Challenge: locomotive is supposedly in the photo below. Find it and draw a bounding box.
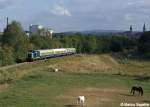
[27,48,76,61]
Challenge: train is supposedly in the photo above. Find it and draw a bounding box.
[27,48,76,61]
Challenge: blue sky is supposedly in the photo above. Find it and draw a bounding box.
[0,0,150,32]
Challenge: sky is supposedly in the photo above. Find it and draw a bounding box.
[0,0,150,32]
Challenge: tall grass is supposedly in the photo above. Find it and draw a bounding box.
[0,54,150,84]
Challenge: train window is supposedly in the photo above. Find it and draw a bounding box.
[33,52,37,58]
[37,51,40,57]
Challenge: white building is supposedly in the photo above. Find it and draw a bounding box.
[29,24,43,34]
[29,24,53,38]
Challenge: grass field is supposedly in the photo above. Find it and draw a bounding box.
[0,54,150,107]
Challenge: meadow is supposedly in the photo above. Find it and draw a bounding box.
[0,54,150,107]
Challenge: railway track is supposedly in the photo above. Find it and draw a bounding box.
[0,62,28,70]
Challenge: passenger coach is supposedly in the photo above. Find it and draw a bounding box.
[27,48,76,61]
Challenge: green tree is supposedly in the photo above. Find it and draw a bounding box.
[2,21,23,46]
[82,36,97,53]
[0,48,2,66]
[138,32,150,58]
[2,21,29,62]
[110,36,124,52]
[96,37,111,53]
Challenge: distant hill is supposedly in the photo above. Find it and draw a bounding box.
[80,29,125,36]
[57,29,124,34]
[54,29,142,37]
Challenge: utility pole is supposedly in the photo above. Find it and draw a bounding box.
[6,17,8,29]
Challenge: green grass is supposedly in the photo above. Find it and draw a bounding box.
[0,54,150,107]
[0,71,149,107]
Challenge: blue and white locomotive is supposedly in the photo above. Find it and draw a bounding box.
[27,48,76,61]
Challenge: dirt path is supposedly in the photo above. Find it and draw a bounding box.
[0,62,28,70]
[0,84,8,92]
[57,87,147,107]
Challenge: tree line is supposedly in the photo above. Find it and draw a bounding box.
[0,21,150,66]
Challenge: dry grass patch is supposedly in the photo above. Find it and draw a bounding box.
[47,54,119,74]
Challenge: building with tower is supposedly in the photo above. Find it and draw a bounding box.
[29,24,53,38]
[130,25,133,33]
[143,23,146,32]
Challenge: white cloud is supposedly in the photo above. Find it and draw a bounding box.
[125,14,132,21]
[50,4,71,16]
[0,0,13,9]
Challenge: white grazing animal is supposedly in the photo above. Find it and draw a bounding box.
[77,96,85,106]
[54,68,58,72]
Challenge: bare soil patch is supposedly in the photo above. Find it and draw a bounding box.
[56,87,129,107]
[0,84,8,92]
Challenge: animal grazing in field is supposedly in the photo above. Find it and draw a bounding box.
[48,67,59,72]
[77,96,86,106]
[54,68,58,72]
[130,86,143,96]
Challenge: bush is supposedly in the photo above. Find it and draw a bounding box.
[1,46,15,66]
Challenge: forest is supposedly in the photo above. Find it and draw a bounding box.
[0,21,150,66]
